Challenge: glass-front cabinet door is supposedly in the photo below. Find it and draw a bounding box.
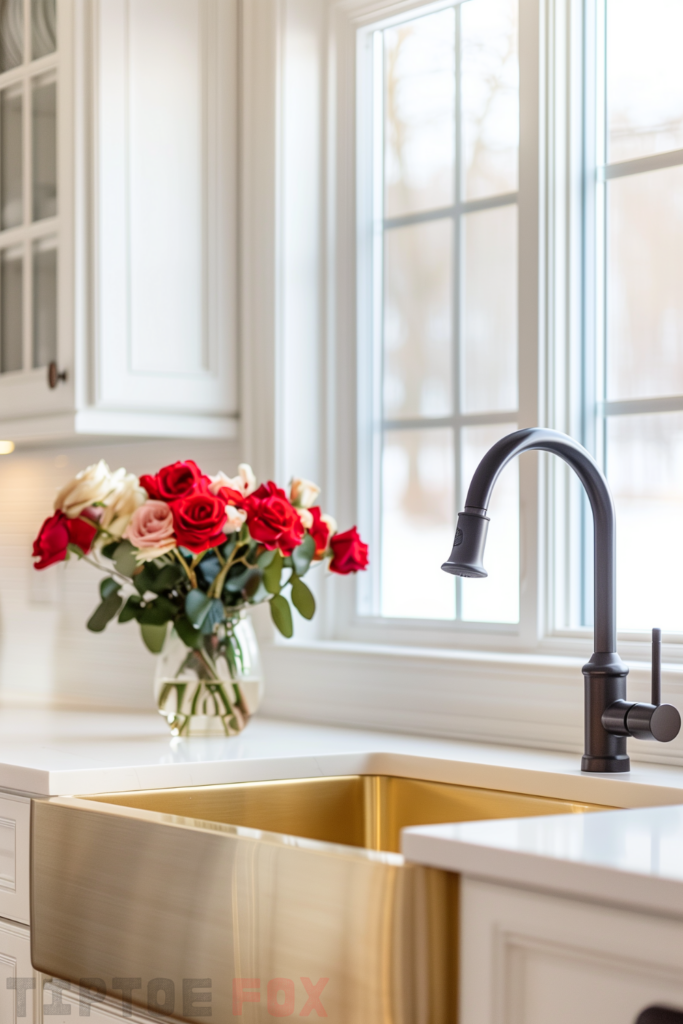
[0,0,57,384]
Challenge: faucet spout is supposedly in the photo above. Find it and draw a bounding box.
[442,427,680,773]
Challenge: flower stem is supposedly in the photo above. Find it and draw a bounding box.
[173,549,197,589]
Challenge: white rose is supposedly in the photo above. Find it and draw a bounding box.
[290,477,320,508]
[224,505,248,534]
[210,463,257,498]
[54,460,118,518]
[297,508,314,530]
[99,470,147,538]
[321,513,337,537]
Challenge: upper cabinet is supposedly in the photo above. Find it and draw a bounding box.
[0,0,238,444]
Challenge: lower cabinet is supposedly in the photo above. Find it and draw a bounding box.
[460,878,683,1024]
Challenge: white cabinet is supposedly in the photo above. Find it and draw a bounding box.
[0,919,37,1023]
[0,0,238,444]
[460,877,683,1024]
[40,980,160,1023]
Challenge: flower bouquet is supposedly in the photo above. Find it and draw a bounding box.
[32,459,369,736]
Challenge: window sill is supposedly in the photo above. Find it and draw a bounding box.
[259,639,683,768]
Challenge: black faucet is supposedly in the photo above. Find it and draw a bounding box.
[442,427,681,773]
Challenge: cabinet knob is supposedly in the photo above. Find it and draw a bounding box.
[47,361,67,389]
[637,1008,683,1024]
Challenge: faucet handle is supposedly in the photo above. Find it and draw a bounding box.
[652,627,662,706]
[627,627,680,743]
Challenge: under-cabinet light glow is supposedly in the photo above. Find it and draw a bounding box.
[0,441,15,454]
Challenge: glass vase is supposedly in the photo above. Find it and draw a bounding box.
[154,610,264,737]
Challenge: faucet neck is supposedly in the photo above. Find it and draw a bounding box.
[464,427,616,653]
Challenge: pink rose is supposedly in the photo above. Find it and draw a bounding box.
[124,500,175,561]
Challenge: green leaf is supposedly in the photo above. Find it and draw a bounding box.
[291,575,316,620]
[118,594,143,623]
[112,540,139,578]
[242,569,263,600]
[99,576,120,600]
[133,561,159,595]
[148,563,183,594]
[140,596,178,625]
[175,614,204,650]
[87,593,123,632]
[263,550,283,595]
[140,622,167,654]
[185,588,212,628]
[225,565,255,593]
[101,541,119,559]
[257,548,276,569]
[200,598,225,635]
[270,594,293,638]
[291,533,316,577]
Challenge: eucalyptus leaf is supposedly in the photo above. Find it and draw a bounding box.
[133,561,159,596]
[242,569,263,600]
[200,598,225,635]
[118,594,143,623]
[87,593,123,632]
[291,575,315,620]
[263,550,283,595]
[195,553,221,589]
[101,541,119,559]
[140,596,177,625]
[270,594,293,638]
[140,622,167,654]
[175,614,204,650]
[149,563,183,594]
[257,548,277,569]
[185,588,212,629]
[99,576,120,600]
[225,565,255,593]
[113,540,139,578]
[291,533,316,577]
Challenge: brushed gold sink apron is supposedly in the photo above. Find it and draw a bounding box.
[31,775,608,1022]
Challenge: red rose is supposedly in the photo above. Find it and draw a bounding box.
[32,511,98,569]
[242,482,304,556]
[329,526,369,575]
[309,506,331,557]
[171,492,227,553]
[140,460,210,502]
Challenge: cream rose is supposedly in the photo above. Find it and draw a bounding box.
[124,500,176,562]
[224,505,248,534]
[297,507,314,530]
[99,470,147,538]
[210,463,257,499]
[290,477,320,508]
[54,460,118,518]
[321,512,337,536]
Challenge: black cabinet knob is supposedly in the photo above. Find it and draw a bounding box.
[47,361,67,388]
[637,1007,683,1024]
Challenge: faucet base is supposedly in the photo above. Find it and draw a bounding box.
[581,753,630,773]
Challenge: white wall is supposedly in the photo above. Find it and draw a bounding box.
[0,437,243,711]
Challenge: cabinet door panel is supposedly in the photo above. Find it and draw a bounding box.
[461,878,683,1024]
[96,0,237,416]
[0,919,37,1023]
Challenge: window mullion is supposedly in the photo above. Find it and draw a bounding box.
[453,1,462,621]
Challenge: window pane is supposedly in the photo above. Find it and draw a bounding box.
[461,422,519,623]
[606,165,683,402]
[461,0,519,201]
[0,0,22,73]
[380,428,455,619]
[1,246,22,372]
[607,412,683,631]
[384,8,455,220]
[31,0,55,60]
[32,73,56,221]
[607,0,683,164]
[461,204,517,413]
[32,235,55,368]
[384,219,452,421]
[1,83,22,230]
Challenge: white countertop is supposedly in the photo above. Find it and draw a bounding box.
[402,806,683,918]
[7,707,683,915]
[3,706,683,806]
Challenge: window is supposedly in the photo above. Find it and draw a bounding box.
[357,0,521,628]
[589,0,683,635]
[0,0,57,377]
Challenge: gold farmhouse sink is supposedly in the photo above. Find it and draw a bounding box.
[31,776,610,1023]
